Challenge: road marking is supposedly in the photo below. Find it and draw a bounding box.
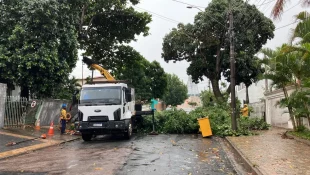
[0,131,35,140]
[0,140,61,160]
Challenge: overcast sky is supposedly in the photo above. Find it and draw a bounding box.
[71,0,305,92]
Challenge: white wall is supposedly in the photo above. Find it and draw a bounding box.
[0,83,7,128]
[265,86,310,129]
[11,86,21,97]
[236,79,272,104]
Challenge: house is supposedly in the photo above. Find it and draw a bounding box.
[177,96,203,113]
[76,76,107,86]
[236,80,310,129]
[236,79,272,104]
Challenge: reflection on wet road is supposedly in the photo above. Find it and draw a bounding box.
[0,134,237,175]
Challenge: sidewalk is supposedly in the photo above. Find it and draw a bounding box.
[0,126,80,160]
[226,127,310,175]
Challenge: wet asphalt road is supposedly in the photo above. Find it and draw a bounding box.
[0,134,238,175]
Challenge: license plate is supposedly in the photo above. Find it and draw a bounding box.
[93,123,102,127]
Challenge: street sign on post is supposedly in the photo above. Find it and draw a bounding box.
[149,98,158,135]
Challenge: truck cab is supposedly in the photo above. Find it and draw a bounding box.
[77,82,135,141]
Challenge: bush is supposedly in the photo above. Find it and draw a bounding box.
[137,105,270,136]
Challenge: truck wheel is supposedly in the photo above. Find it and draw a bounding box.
[124,120,132,140]
[82,134,92,141]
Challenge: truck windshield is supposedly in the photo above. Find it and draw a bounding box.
[80,86,122,105]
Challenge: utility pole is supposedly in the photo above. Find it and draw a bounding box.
[229,0,237,131]
[82,62,84,85]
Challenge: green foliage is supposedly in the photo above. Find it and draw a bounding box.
[0,0,152,99]
[113,49,167,101]
[288,129,310,140]
[78,1,152,70]
[0,0,79,98]
[162,74,187,106]
[238,117,270,131]
[137,109,198,134]
[161,0,275,101]
[52,76,81,100]
[188,102,197,106]
[138,104,270,136]
[200,90,215,107]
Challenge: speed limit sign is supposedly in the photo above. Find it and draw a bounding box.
[31,101,36,108]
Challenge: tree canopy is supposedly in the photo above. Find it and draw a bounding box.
[77,0,152,70]
[0,0,152,99]
[0,0,79,98]
[113,48,167,101]
[161,0,274,102]
[162,74,188,106]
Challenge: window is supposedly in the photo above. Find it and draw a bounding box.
[80,86,122,105]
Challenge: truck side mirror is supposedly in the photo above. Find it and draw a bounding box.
[125,88,132,102]
[126,93,132,102]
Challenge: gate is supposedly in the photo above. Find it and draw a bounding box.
[4,96,28,127]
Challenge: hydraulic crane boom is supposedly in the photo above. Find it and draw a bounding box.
[82,57,115,81]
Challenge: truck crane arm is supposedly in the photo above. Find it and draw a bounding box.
[82,56,115,81]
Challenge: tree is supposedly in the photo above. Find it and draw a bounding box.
[271,0,309,19]
[76,0,152,70]
[0,0,79,99]
[261,46,303,130]
[53,76,81,100]
[162,74,188,106]
[233,53,264,104]
[162,0,274,102]
[0,0,152,99]
[289,11,310,44]
[113,48,168,101]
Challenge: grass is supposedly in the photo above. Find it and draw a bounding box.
[288,130,310,140]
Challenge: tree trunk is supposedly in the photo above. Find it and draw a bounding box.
[282,86,296,130]
[245,86,249,104]
[20,86,29,100]
[265,79,268,92]
[210,78,224,102]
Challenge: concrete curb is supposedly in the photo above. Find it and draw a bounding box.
[225,137,265,175]
[0,137,80,161]
[286,132,310,146]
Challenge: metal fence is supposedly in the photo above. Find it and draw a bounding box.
[249,101,265,119]
[4,96,28,127]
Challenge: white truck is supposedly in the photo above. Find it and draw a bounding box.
[77,81,136,141]
[76,57,148,141]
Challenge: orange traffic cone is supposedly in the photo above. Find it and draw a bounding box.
[47,121,54,136]
[40,134,46,139]
[35,119,40,130]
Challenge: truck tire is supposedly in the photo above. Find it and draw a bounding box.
[82,133,92,141]
[124,120,132,140]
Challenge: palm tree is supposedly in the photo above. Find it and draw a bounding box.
[290,11,310,44]
[271,0,310,19]
[260,46,297,129]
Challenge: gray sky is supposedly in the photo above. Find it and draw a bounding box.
[71,0,305,92]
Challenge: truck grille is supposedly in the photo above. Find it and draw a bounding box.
[88,116,109,122]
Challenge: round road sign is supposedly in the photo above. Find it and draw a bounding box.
[31,101,36,108]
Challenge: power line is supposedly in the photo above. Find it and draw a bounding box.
[244,1,300,32]
[275,21,298,30]
[257,0,275,6]
[283,2,301,13]
[171,0,206,9]
[134,4,298,39]
[134,6,181,24]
